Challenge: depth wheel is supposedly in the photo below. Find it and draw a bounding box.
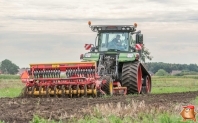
[122,61,142,94]
[101,76,113,96]
[141,75,151,94]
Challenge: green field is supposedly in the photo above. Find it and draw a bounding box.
[152,76,198,94]
[1,75,198,98]
[0,75,23,98]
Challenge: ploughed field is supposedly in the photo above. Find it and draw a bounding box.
[0,91,198,123]
[1,76,198,122]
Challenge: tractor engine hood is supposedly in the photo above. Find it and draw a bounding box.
[82,52,138,62]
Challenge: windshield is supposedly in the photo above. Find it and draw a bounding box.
[98,32,129,52]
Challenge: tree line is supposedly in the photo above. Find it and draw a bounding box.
[0,59,19,75]
[144,62,198,74]
[1,58,198,75]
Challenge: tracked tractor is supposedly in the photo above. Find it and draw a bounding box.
[20,21,151,98]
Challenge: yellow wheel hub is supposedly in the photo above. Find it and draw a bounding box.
[109,81,113,96]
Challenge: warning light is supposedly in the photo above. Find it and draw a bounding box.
[88,21,91,26]
[134,23,137,28]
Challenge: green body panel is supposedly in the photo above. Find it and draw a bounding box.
[118,53,136,62]
[83,53,100,61]
[83,52,137,62]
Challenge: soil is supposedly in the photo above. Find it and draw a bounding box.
[0,91,198,123]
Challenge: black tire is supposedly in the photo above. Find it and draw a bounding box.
[101,76,113,96]
[121,61,142,94]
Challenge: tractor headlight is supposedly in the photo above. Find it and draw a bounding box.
[126,27,130,30]
[127,54,134,58]
[84,53,91,57]
[98,27,102,31]
[122,27,126,30]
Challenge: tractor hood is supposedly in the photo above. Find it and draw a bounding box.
[82,52,138,62]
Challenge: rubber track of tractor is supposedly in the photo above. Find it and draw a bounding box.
[121,61,140,94]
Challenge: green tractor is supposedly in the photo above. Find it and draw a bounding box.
[19,21,152,98]
[81,21,151,95]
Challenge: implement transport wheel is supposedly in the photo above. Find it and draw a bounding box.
[101,76,113,96]
[141,75,151,94]
[122,61,142,94]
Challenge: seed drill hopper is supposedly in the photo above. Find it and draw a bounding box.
[20,21,152,97]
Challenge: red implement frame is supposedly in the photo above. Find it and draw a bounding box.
[20,61,126,97]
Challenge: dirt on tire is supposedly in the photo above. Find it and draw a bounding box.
[1,91,198,123]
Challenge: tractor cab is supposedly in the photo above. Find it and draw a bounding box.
[87,21,144,53]
[98,32,130,52]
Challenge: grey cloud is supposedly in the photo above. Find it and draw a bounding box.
[147,0,176,4]
[147,0,198,5]
[0,32,94,67]
[5,12,198,23]
[1,0,198,67]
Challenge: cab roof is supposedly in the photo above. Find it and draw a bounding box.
[90,25,137,32]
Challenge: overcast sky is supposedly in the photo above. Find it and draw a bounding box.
[0,0,198,68]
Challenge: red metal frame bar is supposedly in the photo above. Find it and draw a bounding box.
[21,62,127,96]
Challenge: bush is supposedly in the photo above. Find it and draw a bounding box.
[174,71,198,76]
[155,69,169,76]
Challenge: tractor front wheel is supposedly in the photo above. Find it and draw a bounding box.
[121,61,142,94]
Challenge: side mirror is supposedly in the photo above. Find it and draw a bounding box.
[136,34,143,44]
